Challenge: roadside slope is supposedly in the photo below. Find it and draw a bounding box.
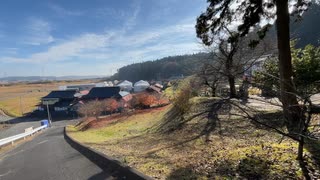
[67,99,319,179]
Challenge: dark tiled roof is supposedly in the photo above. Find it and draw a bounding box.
[83,87,121,99]
[42,90,77,99]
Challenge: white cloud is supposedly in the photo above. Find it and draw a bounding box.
[1,10,201,76]
[48,3,84,16]
[94,8,127,20]
[0,48,18,55]
[1,20,199,64]
[112,23,195,48]
[123,2,141,31]
[24,18,54,45]
[4,33,110,63]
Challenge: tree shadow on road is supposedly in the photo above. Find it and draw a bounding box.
[88,171,113,180]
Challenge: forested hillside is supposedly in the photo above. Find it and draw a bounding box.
[111,3,319,82]
[291,3,320,47]
[111,53,210,81]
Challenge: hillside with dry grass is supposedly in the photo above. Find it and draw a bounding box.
[67,96,320,179]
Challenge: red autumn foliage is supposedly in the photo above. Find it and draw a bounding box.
[131,93,157,108]
[141,94,157,106]
[103,98,119,112]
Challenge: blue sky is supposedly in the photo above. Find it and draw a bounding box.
[0,0,207,77]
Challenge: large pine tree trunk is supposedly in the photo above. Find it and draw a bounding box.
[228,76,237,98]
[276,0,303,135]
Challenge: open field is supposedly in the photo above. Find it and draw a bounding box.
[67,98,320,179]
[0,80,96,117]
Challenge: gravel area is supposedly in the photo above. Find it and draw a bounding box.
[246,95,282,111]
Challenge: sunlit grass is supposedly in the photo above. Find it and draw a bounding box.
[66,97,312,179]
[67,106,171,143]
[0,92,47,116]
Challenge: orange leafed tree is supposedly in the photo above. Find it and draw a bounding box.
[141,94,157,107]
[131,93,157,108]
[103,98,119,112]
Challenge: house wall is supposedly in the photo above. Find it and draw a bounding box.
[134,86,149,92]
[54,107,68,111]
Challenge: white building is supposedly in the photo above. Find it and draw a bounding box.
[117,80,133,92]
[134,80,150,92]
[58,84,96,91]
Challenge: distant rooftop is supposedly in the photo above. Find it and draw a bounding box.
[42,90,77,99]
[119,91,130,97]
[83,87,121,99]
[117,80,133,86]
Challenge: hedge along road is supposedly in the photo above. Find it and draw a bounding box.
[0,120,113,180]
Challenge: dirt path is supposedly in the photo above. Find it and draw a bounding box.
[245,95,282,111]
[246,94,320,112]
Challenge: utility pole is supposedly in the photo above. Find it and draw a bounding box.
[46,101,52,127]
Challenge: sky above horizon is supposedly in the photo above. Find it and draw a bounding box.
[0,0,207,77]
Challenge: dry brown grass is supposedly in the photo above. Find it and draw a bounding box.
[67,98,320,179]
[0,80,95,117]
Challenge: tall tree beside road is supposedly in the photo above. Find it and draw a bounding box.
[195,0,311,137]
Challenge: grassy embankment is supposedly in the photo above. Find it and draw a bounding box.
[67,93,319,179]
[0,80,94,117]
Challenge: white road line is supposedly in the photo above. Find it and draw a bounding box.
[0,170,12,177]
[0,149,24,161]
[37,140,48,145]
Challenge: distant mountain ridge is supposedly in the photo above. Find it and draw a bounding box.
[0,75,104,82]
[110,53,210,81]
[111,4,320,81]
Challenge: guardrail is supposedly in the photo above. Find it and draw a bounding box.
[0,125,47,147]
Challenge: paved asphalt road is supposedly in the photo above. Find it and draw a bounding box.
[0,119,41,139]
[0,120,113,180]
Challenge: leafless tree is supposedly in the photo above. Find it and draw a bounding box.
[198,59,222,97]
[77,100,104,120]
[200,28,275,98]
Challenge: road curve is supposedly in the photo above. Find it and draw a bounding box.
[0,120,113,180]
